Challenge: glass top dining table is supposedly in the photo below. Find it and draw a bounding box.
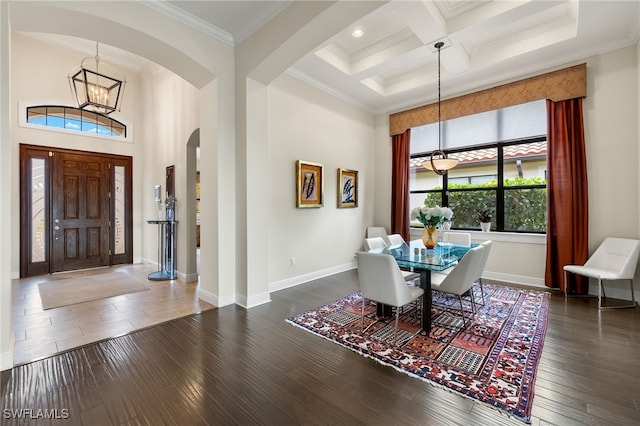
[375,240,477,334]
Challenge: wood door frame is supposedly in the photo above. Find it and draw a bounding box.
[19,144,133,277]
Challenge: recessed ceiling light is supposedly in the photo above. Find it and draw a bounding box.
[352,28,364,38]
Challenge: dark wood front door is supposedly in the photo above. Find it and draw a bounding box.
[50,152,111,272]
[20,145,133,277]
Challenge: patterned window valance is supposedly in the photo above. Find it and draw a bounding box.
[389,63,586,136]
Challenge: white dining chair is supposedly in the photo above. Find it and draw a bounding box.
[563,237,640,309]
[356,251,424,345]
[430,245,485,326]
[364,236,386,252]
[382,233,405,248]
[364,236,418,282]
[366,226,387,238]
[442,232,471,247]
[434,240,491,304]
[474,240,492,305]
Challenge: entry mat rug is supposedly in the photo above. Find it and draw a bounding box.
[286,283,550,423]
[38,269,149,310]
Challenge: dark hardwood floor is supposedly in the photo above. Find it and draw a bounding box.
[2,269,639,425]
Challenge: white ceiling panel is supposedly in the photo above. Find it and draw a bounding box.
[25,0,640,115]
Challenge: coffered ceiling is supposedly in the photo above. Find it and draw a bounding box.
[159,0,640,114]
[27,1,640,115]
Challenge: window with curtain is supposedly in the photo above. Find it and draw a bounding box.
[409,100,547,233]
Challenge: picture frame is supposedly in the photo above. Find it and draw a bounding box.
[337,168,358,208]
[296,160,324,208]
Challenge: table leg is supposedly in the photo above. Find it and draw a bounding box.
[420,269,432,334]
[157,223,162,273]
[376,303,393,317]
[148,223,169,281]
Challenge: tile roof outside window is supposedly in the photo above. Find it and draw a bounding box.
[410,141,547,169]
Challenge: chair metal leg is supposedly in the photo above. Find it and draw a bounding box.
[564,270,569,298]
[457,295,467,327]
[477,278,486,306]
[468,289,476,313]
[599,278,638,309]
[393,310,400,346]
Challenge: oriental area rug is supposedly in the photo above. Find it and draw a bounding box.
[286,283,550,423]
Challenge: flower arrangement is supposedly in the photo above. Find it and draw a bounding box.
[165,195,177,220]
[411,204,453,228]
[165,195,176,208]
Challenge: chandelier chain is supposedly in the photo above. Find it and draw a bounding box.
[437,42,441,150]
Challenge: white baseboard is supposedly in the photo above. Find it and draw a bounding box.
[141,257,159,269]
[588,281,638,302]
[141,257,199,283]
[180,271,198,283]
[236,292,272,309]
[486,272,639,301]
[198,288,236,308]
[269,261,357,293]
[198,288,218,306]
[481,271,546,288]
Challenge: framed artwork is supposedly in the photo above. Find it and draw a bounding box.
[337,168,358,208]
[296,160,324,208]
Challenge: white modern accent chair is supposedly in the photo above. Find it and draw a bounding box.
[563,237,640,309]
[366,226,387,238]
[356,251,425,345]
[430,244,486,326]
[363,236,419,282]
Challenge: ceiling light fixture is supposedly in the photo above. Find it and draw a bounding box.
[68,42,126,115]
[423,41,458,175]
[352,28,364,38]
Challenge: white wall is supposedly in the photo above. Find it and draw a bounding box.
[373,114,393,231]
[583,45,640,298]
[267,74,375,290]
[584,46,639,244]
[138,62,199,276]
[10,33,142,276]
[0,0,13,370]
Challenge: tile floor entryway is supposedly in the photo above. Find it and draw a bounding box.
[11,263,214,366]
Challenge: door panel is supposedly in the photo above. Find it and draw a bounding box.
[111,159,133,265]
[51,152,110,273]
[20,147,51,277]
[20,144,133,277]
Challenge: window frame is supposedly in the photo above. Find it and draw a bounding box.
[19,101,132,143]
[410,135,547,234]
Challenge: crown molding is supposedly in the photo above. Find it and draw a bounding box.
[138,0,234,47]
[286,68,377,115]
